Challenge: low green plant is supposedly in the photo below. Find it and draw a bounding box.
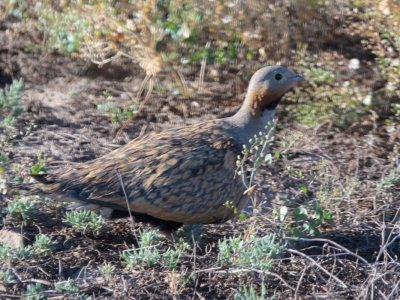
[121,246,160,268]
[218,233,280,271]
[0,78,25,126]
[0,269,15,285]
[385,104,400,134]
[7,197,35,222]
[62,210,108,236]
[138,229,161,248]
[121,229,162,268]
[0,236,53,262]
[4,0,29,19]
[15,245,34,260]
[30,153,46,175]
[23,283,47,300]
[234,283,270,300]
[375,151,400,220]
[237,123,276,219]
[0,244,36,263]
[122,229,191,269]
[96,91,139,123]
[355,4,400,102]
[0,153,9,164]
[176,224,203,246]
[277,159,338,237]
[278,199,333,237]
[0,245,14,263]
[32,234,55,256]
[99,262,116,279]
[34,3,94,56]
[162,242,190,270]
[377,166,400,196]
[55,279,79,295]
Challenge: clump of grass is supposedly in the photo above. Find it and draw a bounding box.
[3,0,29,19]
[121,245,161,268]
[62,210,108,236]
[34,3,94,56]
[0,244,34,264]
[138,228,161,247]
[0,78,25,126]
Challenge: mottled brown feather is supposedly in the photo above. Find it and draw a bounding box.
[38,120,245,223]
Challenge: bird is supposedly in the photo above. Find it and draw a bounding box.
[32,66,304,226]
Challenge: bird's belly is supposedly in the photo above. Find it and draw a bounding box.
[127,176,246,224]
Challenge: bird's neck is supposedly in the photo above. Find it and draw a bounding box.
[224,104,276,148]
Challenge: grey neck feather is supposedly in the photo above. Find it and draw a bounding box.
[223,104,276,147]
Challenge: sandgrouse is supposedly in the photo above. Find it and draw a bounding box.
[33,66,304,224]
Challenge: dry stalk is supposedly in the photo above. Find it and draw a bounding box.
[287,248,348,289]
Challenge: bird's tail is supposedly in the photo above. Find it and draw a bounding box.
[29,173,56,185]
[28,165,128,217]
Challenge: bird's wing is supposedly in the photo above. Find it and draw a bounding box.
[36,120,246,223]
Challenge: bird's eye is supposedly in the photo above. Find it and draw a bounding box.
[275,73,282,80]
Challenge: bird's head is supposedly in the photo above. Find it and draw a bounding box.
[245,66,305,116]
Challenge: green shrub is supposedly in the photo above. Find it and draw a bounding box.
[121,229,162,268]
[218,233,280,271]
[162,242,190,270]
[121,246,160,268]
[22,283,46,300]
[32,234,55,256]
[0,245,14,263]
[0,269,15,285]
[7,197,35,222]
[121,229,190,269]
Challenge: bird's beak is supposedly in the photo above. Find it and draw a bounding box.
[294,74,306,82]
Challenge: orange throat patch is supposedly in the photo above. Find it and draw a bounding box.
[248,88,282,117]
